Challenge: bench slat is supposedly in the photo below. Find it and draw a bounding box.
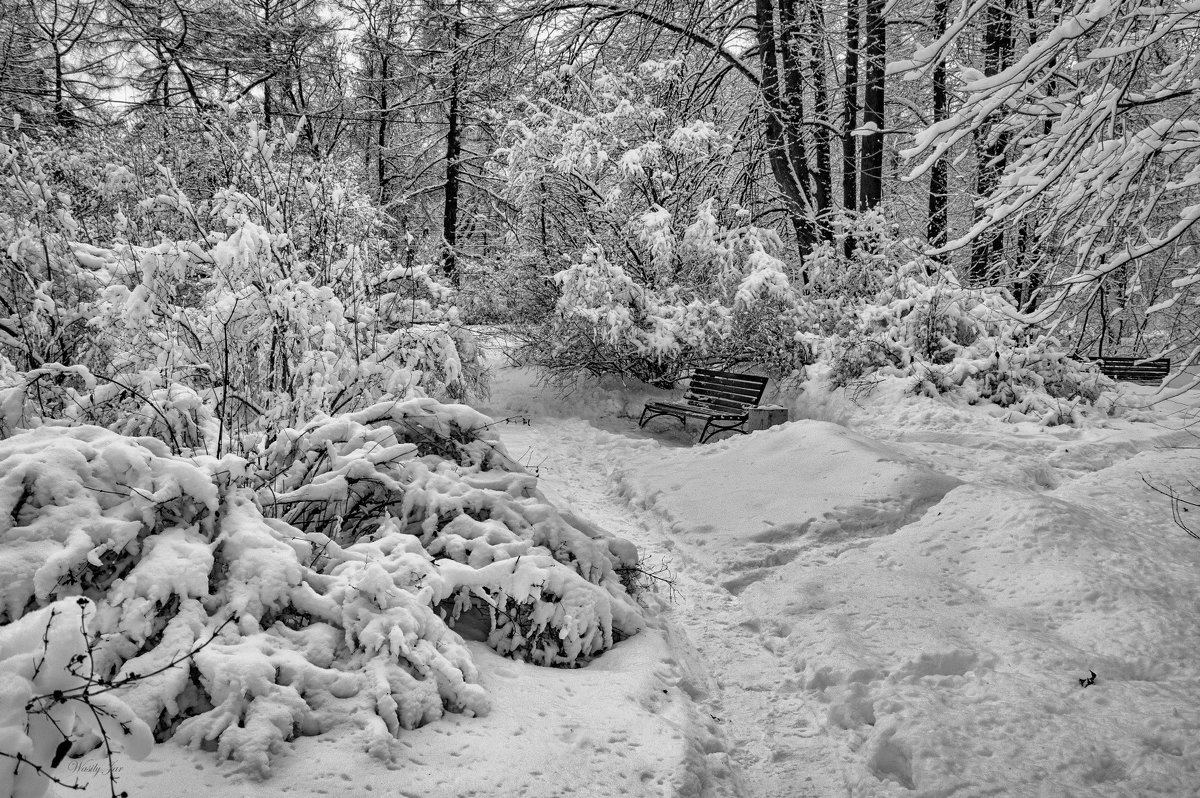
[692,371,769,391]
[694,367,768,378]
[684,398,752,415]
[690,372,768,400]
[645,400,744,419]
[1088,357,1165,365]
[1084,356,1170,383]
[688,383,763,401]
[640,368,770,443]
[684,387,760,405]
[693,368,768,385]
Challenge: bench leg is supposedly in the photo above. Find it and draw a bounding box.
[698,419,749,444]
[640,407,688,432]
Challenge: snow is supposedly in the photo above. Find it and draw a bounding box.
[22,348,1200,796]
[613,421,962,559]
[1,600,153,798]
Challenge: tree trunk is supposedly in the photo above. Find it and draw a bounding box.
[53,48,70,125]
[755,0,816,257]
[778,0,813,221]
[1013,221,1042,311]
[377,55,390,208]
[969,0,1015,283]
[1014,0,1058,309]
[808,0,833,240]
[926,0,949,257]
[262,9,273,128]
[842,0,860,254]
[363,58,374,173]
[442,5,463,287]
[859,0,885,211]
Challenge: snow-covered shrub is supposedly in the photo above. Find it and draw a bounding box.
[499,65,813,386]
[0,137,105,377]
[253,399,641,663]
[375,261,486,402]
[804,210,913,303]
[0,120,485,453]
[0,406,643,781]
[514,206,815,386]
[821,257,1113,424]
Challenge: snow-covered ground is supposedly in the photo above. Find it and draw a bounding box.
[72,354,1200,797]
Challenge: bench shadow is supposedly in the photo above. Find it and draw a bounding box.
[585,415,696,448]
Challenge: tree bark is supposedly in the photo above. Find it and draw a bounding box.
[262,2,273,128]
[969,0,1015,283]
[377,55,390,207]
[778,0,811,215]
[858,0,885,211]
[756,0,816,256]
[926,0,949,257]
[808,0,833,240]
[442,2,463,287]
[842,0,860,254]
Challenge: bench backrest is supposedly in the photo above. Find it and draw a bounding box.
[1090,356,1170,383]
[684,368,769,412]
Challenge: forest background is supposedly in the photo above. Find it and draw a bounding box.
[5,0,1200,402]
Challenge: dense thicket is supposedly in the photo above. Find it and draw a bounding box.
[4,0,1199,370]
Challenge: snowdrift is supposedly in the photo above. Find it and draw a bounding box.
[615,419,961,552]
[616,406,1200,795]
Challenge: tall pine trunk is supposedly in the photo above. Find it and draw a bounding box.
[377,56,390,208]
[442,64,461,287]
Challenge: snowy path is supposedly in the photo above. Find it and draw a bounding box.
[494,416,855,797]
[489,417,749,795]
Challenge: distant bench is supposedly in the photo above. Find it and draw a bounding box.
[1085,356,1170,384]
[638,368,769,444]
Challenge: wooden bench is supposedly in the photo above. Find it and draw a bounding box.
[638,368,769,444]
[1086,356,1170,384]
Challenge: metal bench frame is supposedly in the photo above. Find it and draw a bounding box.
[638,368,769,444]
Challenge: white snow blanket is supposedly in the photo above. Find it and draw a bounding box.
[48,367,1200,797]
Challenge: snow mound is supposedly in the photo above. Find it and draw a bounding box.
[652,424,1200,794]
[609,385,1200,794]
[614,419,961,551]
[776,451,1200,795]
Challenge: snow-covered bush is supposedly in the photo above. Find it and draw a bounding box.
[821,259,1112,425]
[0,120,485,454]
[0,405,643,783]
[537,216,815,385]
[2,120,634,787]
[499,65,813,386]
[803,210,912,303]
